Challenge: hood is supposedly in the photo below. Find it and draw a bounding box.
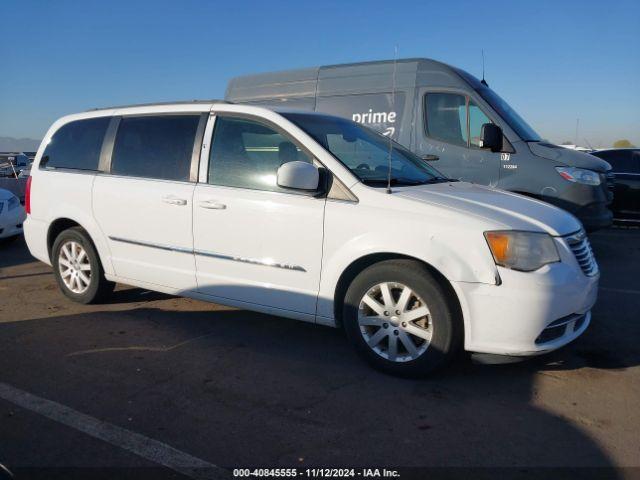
[394,182,582,236]
[528,142,611,172]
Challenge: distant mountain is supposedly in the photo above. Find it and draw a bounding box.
[0,136,41,152]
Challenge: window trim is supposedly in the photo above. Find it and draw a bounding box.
[103,113,206,183]
[203,112,330,198]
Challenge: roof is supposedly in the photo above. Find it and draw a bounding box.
[86,99,231,112]
[226,57,475,102]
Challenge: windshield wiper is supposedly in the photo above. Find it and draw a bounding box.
[423,177,456,184]
[362,178,426,186]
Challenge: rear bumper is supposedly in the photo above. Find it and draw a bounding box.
[23,216,51,265]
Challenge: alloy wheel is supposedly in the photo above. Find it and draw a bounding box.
[58,240,92,294]
[358,282,432,362]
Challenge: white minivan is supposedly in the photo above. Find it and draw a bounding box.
[24,101,599,376]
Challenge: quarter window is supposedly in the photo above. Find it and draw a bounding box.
[111,115,200,181]
[208,116,312,192]
[42,117,110,170]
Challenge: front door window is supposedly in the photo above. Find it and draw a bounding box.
[424,93,493,149]
[424,93,467,147]
[208,116,312,192]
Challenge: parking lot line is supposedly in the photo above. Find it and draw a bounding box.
[0,382,229,480]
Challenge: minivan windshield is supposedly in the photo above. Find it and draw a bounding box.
[476,87,541,142]
[282,112,448,187]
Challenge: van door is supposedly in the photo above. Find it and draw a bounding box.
[416,91,500,186]
[93,114,205,291]
[192,114,325,317]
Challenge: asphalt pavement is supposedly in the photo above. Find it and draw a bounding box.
[0,229,638,479]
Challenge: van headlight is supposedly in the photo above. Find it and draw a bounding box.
[484,231,560,272]
[556,167,601,185]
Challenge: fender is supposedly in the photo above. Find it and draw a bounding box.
[39,178,115,276]
[316,227,499,321]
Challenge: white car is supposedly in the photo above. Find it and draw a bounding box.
[0,188,26,243]
[24,102,599,376]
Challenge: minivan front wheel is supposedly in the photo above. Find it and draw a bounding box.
[343,260,461,377]
[52,227,114,304]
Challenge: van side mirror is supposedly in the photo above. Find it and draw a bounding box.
[480,123,503,152]
[277,161,320,191]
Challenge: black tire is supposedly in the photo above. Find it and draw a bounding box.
[342,259,462,377]
[51,226,115,304]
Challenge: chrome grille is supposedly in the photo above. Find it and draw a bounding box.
[566,231,598,276]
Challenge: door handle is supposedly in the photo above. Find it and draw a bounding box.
[423,154,439,161]
[162,195,187,206]
[199,200,227,210]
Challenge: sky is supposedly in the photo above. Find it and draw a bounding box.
[1,0,639,148]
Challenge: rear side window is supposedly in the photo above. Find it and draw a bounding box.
[208,116,312,192]
[424,93,467,147]
[42,117,110,170]
[111,115,200,181]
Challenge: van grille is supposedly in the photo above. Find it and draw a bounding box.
[566,231,598,276]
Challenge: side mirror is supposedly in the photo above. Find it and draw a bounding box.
[480,123,503,152]
[277,161,320,191]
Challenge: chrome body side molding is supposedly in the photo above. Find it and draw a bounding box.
[108,236,306,272]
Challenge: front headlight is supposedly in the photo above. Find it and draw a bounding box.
[7,195,20,211]
[484,231,560,272]
[556,167,601,186]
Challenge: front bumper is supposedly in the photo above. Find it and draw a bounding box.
[451,236,599,356]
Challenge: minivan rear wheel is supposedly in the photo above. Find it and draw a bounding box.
[52,227,114,304]
[342,259,461,377]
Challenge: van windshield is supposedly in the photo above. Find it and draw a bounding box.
[453,67,542,142]
[476,87,541,142]
[282,112,449,187]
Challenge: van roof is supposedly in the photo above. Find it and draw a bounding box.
[226,58,478,102]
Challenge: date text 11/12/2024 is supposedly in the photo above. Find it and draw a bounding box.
[233,468,401,478]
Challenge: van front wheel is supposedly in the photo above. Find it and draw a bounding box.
[52,227,115,304]
[342,260,461,377]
